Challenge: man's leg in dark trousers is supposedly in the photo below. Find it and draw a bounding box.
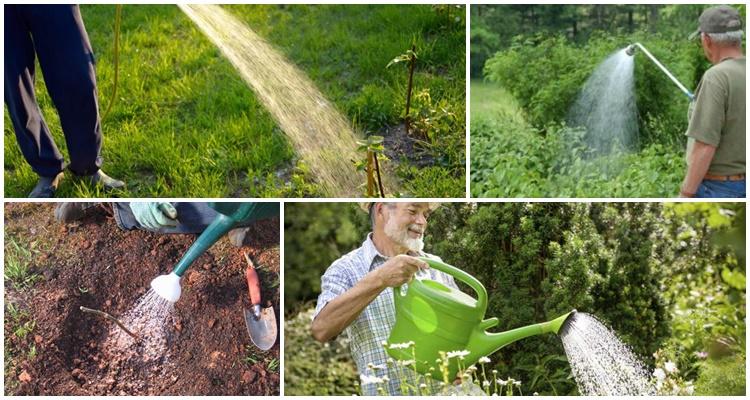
[4,4,66,177]
[5,5,103,176]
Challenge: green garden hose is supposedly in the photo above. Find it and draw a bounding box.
[101,4,122,122]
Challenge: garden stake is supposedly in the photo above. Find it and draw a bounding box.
[366,150,375,197]
[80,306,139,341]
[373,151,385,197]
[405,44,416,136]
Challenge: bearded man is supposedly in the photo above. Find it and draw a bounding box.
[311,202,457,395]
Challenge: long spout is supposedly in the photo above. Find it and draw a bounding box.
[627,42,694,100]
[470,310,576,361]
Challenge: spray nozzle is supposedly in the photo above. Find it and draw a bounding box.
[625,44,637,56]
[151,272,182,303]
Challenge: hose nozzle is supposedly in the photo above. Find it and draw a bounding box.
[625,44,637,56]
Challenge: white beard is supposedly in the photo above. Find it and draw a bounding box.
[384,216,424,252]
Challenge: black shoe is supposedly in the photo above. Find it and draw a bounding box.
[28,172,64,198]
[228,227,250,247]
[86,170,125,190]
[54,202,99,223]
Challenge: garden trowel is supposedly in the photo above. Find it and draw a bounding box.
[243,253,277,351]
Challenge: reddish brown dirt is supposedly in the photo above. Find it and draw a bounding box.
[4,203,280,395]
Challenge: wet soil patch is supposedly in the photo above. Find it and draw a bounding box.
[4,203,280,395]
[380,123,435,168]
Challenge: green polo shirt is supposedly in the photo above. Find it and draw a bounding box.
[685,57,746,175]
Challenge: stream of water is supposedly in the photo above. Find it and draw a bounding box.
[560,312,656,395]
[567,48,638,156]
[179,4,372,196]
[105,289,175,367]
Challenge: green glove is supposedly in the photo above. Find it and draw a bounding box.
[129,202,178,230]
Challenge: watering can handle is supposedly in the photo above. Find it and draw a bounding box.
[417,257,488,314]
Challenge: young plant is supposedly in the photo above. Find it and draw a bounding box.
[387,45,418,136]
[354,136,388,197]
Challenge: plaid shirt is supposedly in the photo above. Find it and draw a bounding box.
[314,234,458,395]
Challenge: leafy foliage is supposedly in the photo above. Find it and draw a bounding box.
[284,308,360,395]
[470,110,684,197]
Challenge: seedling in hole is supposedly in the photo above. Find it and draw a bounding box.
[387,45,418,136]
[354,136,388,197]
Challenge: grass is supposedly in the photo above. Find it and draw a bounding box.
[470,79,524,122]
[243,344,278,373]
[4,238,41,291]
[4,4,465,197]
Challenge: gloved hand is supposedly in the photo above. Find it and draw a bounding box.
[129,202,178,230]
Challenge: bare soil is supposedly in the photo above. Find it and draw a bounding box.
[4,203,280,395]
[381,123,436,168]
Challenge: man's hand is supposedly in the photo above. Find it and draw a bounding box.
[375,255,429,288]
[130,202,178,230]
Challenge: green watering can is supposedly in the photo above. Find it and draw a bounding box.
[387,257,575,378]
[151,202,279,303]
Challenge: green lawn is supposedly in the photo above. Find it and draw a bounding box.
[470,79,524,123]
[4,4,465,197]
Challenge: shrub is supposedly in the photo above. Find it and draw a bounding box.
[695,355,746,395]
[284,307,360,395]
[470,112,685,197]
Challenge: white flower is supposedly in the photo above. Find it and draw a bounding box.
[533,392,539,396]
[496,378,507,385]
[491,369,498,374]
[482,380,490,388]
[371,363,386,370]
[653,368,666,381]
[478,356,491,364]
[514,380,522,387]
[466,365,477,373]
[664,361,678,374]
[686,385,695,395]
[419,383,427,389]
[446,350,471,359]
[401,360,415,367]
[388,341,415,349]
[360,374,384,385]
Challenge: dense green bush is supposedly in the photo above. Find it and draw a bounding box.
[694,355,746,395]
[483,34,702,148]
[470,112,684,197]
[284,307,360,395]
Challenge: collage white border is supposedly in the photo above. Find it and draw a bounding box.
[0,0,747,398]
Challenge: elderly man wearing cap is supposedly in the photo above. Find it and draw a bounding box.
[311,202,458,395]
[680,5,746,198]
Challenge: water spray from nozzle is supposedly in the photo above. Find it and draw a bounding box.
[625,42,694,100]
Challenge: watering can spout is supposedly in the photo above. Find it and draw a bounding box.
[469,310,577,361]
